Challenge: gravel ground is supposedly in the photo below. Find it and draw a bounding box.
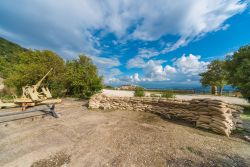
[102,89,249,105]
[0,99,249,167]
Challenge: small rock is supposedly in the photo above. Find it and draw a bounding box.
[244,135,250,142]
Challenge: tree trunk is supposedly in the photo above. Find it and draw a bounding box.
[211,85,218,95]
[219,85,224,96]
[214,86,218,95]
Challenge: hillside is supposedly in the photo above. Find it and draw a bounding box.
[0,37,27,78]
[0,37,26,58]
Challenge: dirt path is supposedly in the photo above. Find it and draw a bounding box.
[102,89,249,105]
[0,99,250,167]
[175,94,249,105]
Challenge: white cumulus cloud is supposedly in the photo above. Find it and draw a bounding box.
[0,0,247,56]
[0,0,247,86]
[122,54,209,84]
[174,54,209,75]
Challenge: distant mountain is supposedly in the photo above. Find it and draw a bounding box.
[0,37,27,78]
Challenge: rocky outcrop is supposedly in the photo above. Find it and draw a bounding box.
[89,94,243,136]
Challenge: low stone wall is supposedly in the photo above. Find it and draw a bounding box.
[89,94,243,136]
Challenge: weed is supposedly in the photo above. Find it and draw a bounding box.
[241,105,250,121]
[162,90,175,98]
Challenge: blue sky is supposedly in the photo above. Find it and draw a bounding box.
[0,0,250,88]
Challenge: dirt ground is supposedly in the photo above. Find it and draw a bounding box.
[0,99,250,167]
[102,89,249,105]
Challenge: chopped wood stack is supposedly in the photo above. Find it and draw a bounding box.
[89,94,243,136]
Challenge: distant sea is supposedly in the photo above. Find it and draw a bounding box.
[144,85,236,93]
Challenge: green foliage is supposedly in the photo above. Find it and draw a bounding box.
[134,87,145,97]
[0,37,103,99]
[199,60,228,95]
[4,50,66,96]
[241,105,250,121]
[162,90,175,98]
[0,37,27,78]
[65,55,103,99]
[0,37,26,57]
[104,85,114,89]
[225,45,250,102]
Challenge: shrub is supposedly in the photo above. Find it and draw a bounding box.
[65,55,103,99]
[4,50,66,96]
[2,50,103,99]
[104,85,114,89]
[162,90,175,98]
[134,87,145,97]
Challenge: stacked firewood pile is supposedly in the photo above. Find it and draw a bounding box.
[89,94,243,136]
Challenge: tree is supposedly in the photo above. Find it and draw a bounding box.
[0,37,103,99]
[225,45,250,102]
[199,60,228,95]
[4,50,66,96]
[65,55,103,99]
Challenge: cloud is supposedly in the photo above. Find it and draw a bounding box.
[118,73,141,83]
[165,65,177,74]
[137,48,160,59]
[0,0,246,57]
[131,0,246,51]
[225,51,234,57]
[174,54,209,75]
[121,54,209,84]
[142,60,170,81]
[126,53,208,83]
[0,0,247,87]
[99,68,122,84]
[90,56,121,69]
[127,57,146,69]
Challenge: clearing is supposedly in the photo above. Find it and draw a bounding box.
[0,99,250,167]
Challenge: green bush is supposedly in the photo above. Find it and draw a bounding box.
[4,50,66,96]
[0,38,103,99]
[1,50,103,99]
[134,87,145,97]
[49,82,66,98]
[65,55,103,99]
[162,90,175,98]
[104,85,115,89]
[241,105,250,121]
